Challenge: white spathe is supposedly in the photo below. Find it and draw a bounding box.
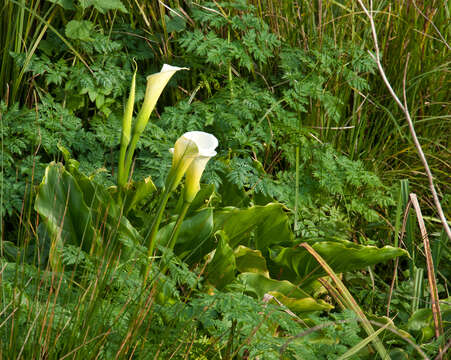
[182,131,218,157]
[168,131,218,197]
[184,156,211,203]
[134,64,188,134]
[158,64,188,73]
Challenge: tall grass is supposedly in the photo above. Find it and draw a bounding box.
[249,0,450,202]
[0,0,54,103]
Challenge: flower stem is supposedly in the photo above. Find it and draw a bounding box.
[146,187,171,259]
[294,145,299,233]
[122,134,140,185]
[142,187,171,282]
[167,201,190,251]
[157,201,191,278]
[118,68,136,187]
[143,158,187,273]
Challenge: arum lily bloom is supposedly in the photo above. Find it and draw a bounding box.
[167,131,218,194]
[165,132,217,252]
[145,131,217,268]
[134,65,188,135]
[183,133,218,203]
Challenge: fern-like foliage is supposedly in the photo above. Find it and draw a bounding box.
[179,0,280,73]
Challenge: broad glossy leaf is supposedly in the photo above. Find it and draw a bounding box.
[1,224,51,267]
[206,231,236,289]
[267,291,332,313]
[234,246,269,277]
[36,161,141,267]
[236,273,332,313]
[388,348,409,360]
[407,308,436,341]
[68,164,142,250]
[35,162,98,253]
[2,241,19,262]
[213,203,293,250]
[269,241,408,284]
[156,208,214,263]
[366,314,413,342]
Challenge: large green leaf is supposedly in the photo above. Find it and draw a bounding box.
[269,241,408,284]
[187,184,217,214]
[35,161,142,268]
[1,224,51,266]
[65,161,142,251]
[35,162,98,251]
[156,208,214,263]
[235,273,333,313]
[234,246,269,277]
[217,178,250,207]
[205,231,236,289]
[35,163,98,269]
[213,203,293,250]
[407,298,451,342]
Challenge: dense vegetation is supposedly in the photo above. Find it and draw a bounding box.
[0,0,449,358]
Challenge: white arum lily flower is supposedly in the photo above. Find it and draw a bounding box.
[184,132,218,202]
[162,131,217,254]
[184,156,212,203]
[134,64,188,134]
[168,131,218,196]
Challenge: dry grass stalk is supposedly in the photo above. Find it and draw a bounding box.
[409,193,443,340]
[299,242,390,359]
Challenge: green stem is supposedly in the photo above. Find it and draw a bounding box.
[142,187,171,282]
[294,146,299,232]
[158,201,191,278]
[117,144,127,187]
[142,155,193,282]
[144,157,190,266]
[167,201,190,251]
[122,133,140,185]
[146,187,171,259]
[118,67,136,187]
